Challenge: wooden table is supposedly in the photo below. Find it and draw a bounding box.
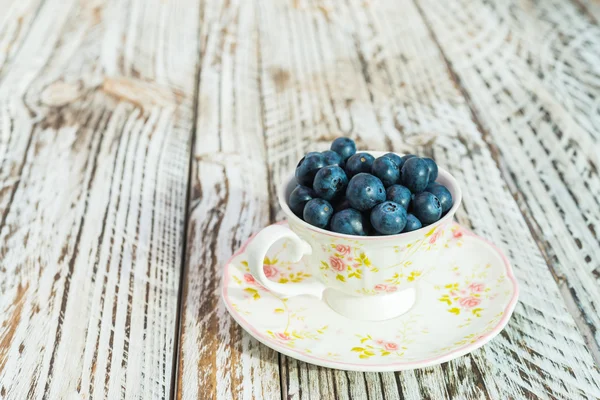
[1,0,599,398]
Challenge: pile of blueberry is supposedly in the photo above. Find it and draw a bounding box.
[288,137,453,236]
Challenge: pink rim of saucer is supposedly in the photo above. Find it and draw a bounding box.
[221,221,520,371]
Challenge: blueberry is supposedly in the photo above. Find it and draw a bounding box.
[331,137,356,161]
[386,184,412,209]
[296,152,326,187]
[382,152,404,169]
[370,201,407,235]
[313,165,348,201]
[346,173,386,211]
[333,197,351,212]
[401,157,430,193]
[303,198,334,228]
[411,192,442,225]
[288,185,316,217]
[322,150,344,167]
[371,156,400,187]
[426,183,453,213]
[345,153,375,178]
[422,158,438,183]
[330,208,368,236]
[401,154,417,164]
[403,213,422,232]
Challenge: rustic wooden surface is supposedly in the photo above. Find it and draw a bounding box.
[1,0,599,399]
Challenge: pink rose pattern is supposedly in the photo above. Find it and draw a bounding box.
[329,256,346,272]
[373,339,400,352]
[443,281,487,315]
[374,284,387,292]
[263,265,278,278]
[429,229,442,244]
[274,332,291,341]
[335,244,351,255]
[468,282,485,293]
[384,342,399,351]
[243,273,256,284]
[459,296,481,309]
[374,284,398,293]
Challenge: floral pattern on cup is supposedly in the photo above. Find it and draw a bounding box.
[223,221,518,367]
[319,245,379,282]
[314,224,461,293]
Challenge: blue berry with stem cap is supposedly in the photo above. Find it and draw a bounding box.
[345,152,375,178]
[330,208,368,236]
[401,157,430,193]
[426,183,453,213]
[411,192,442,225]
[313,165,348,201]
[288,185,315,217]
[386,184,412,209]
[346,173,386,211]
[330,137,356,162]
[296,152,326,187]
[370,201,407,235]
[371,156,400,187]
[303,198,334,229]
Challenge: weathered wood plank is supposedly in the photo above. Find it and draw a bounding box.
[415,0,600,361]
[0,0,198,398]
[176,0,282,399]
[250,0,600,398]
[576,0,600,23]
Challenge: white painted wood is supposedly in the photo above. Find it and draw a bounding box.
[176,0,282,399]
[577,1,600,27]
[416,0,600,360]
[0,0,198,399]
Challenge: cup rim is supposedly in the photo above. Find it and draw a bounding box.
[277,151,463,241]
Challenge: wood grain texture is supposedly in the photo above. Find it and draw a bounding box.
[176,0,282,399]
[180,0,600,398]
[0,0,198,398]
[576,0,600,22]
[415,0,600,361]
[2,0,599,398]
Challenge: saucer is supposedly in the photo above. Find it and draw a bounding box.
[221,222,519,372]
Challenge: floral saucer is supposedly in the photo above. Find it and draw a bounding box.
[221,222,519,371]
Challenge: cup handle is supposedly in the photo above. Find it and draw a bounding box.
[245,224,326,299]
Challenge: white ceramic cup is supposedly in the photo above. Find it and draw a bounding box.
[245,151,462,321]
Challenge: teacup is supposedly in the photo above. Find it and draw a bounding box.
[244,151,462,321]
